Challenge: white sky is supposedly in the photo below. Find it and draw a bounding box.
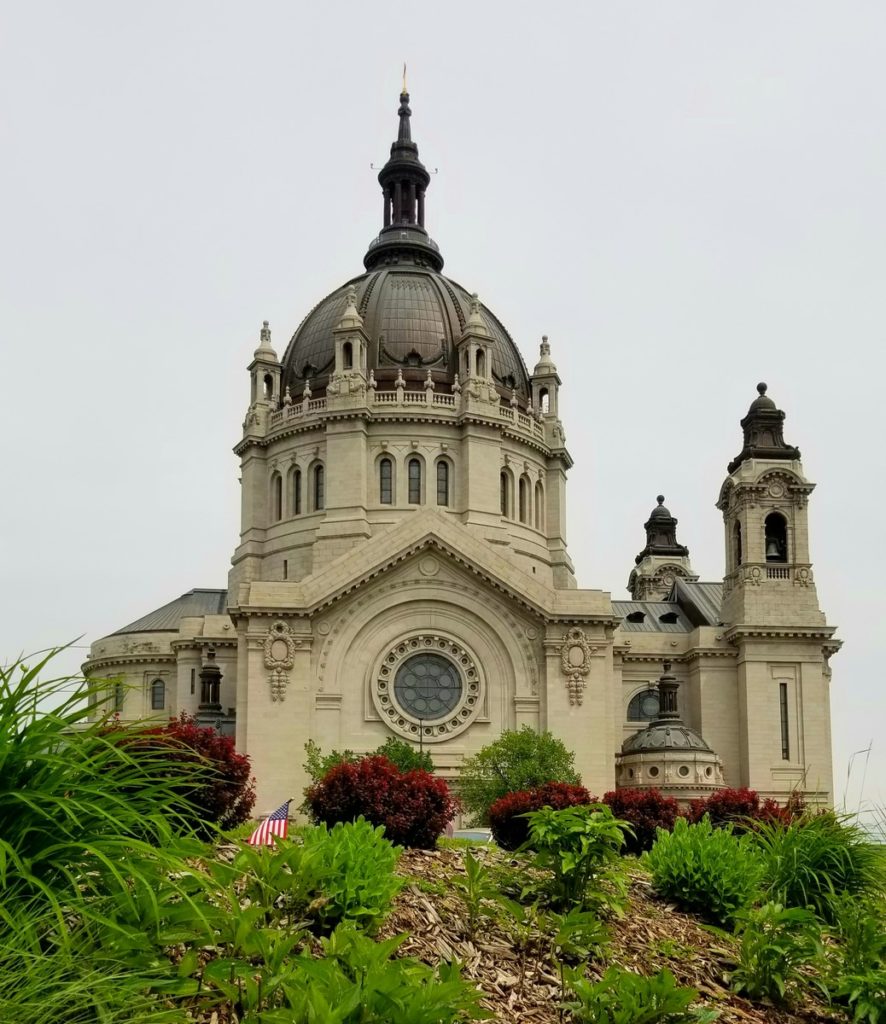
[2,2,884,812]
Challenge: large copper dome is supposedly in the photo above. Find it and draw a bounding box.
[280,89,531,401]
[281,267,530,398]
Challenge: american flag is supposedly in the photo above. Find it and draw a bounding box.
[247,799,291,846]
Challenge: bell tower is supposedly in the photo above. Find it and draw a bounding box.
[717,383,839,804]
[628,495,697,600]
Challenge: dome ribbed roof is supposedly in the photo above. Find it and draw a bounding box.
[621,723,713,754]
[281,268,531,398]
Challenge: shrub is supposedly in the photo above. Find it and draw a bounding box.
[688,787,805,831]
[753,812,886,923]
[646,816,763,927]
[564,965,701,1024]
[829,969,886,1024]
[303,738,358,783]
[304,755,457,848]
[730,902,822,1005]
[372,736,434,774]
[488,782,593,851]
[602,789,680,854]
[524,804,630,909]
[457,726,581,825]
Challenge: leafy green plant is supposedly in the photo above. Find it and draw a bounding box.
[827,893,886,975]
[373,736,434,774]
[452,850,500,938]
[523,804,630,909]
[564,966,702,1024]
[303,738,359,783]
[753,813,886,922]
[457,726,580,825]
[646,816,762,927]
[829,969,886,1024]
[729,902,822,1005]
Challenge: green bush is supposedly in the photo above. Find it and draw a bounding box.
[730,902,822,1006]
[646,816,762,927]
[753,813,886,922]
[524,804,630,909]
[827,893,886,975]
[373,736,434,774]
[303,737,433,785]
[456,726,580,825]
[564,965,702,1024]
[230,817,403,934]
[829,969,886,1024]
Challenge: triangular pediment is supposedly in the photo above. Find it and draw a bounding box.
[235,509,614,623]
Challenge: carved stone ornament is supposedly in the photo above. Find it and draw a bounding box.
[264,620,298,702]
[559,628,596,707]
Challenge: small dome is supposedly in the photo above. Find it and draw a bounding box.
[649,495,671,519]
[748,381,777,412]
[280,268,531,398]
[621,722,712,754]
[532,335,557,375]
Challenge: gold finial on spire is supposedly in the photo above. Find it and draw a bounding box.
[402,62,407,94]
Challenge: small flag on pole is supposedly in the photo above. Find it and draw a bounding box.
[247,799,291,846]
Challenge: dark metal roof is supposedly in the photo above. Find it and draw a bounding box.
[612,601,694,633]
[670,580,724,627]
[280,268,531,399]
[110,589,228,635]
[621,722,713,754]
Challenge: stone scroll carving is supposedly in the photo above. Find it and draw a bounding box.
[263,620,298,702]
[559,628,596,707]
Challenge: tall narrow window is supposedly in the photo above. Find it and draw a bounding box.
[151,678,165,711]
[293,468,302,515]
[733,521,743,568]
[476,349,485,377]
[342,341,353,369]
[779,682,790,760]
[534,481,544,530]
[190,668,196,695]
[518,476,529,524]
[765,512,788,562]
[407,458,422,504]
[379,457,393,504]
[113,682,123,713]
[500,471,510,518]
[314,464,325,510]
[272,473,283,522]
[436,460,449,506]
[539,387,550,414]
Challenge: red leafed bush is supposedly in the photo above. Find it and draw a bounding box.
[115,713,255,833]
[488,782,594,851]
[601,788,681,853]
[688,787,805,830]
[304,755,458,849]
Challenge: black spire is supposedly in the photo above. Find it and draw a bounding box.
[634,495,690,565]
[654,661,681,723]
[728,383,801,473]
[364,87,443,272]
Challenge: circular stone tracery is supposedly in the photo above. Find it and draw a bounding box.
[373,635,482,742]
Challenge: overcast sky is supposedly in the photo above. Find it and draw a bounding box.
[2,2,884,812]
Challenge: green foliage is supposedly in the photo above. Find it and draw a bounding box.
[452,850,500,938]
[303,738,358,783]
[646,817,762,927]
[829,970,886,1024]
[303,737,433,785]
[523,804,629,910]
[276,925,489,1023]
[564,966,702,1024]
[753,812,886,922]
[456,726,580,825]
[729,902,822,1006]
[827,893,886,975]
[227,818,403,934]
[373,736,435,774]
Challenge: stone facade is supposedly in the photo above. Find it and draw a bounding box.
[82,92,840,814]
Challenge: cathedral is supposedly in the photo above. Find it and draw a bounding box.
[83,90,840,813]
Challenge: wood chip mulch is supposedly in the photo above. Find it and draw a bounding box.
[379,846,841,1024]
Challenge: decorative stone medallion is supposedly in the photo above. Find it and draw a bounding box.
[559,627,596,706]
[264,620,297,702]
[372,634,483,743]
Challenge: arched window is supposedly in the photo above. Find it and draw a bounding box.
[500,470,511,518]
[764,512,788,562]
[271,473,283,522]
[293,468,302,516]
[313,464,325,511]
[436,460,450,506]
[539,387,550,414]
[407,458,422,504]
[534,481,544,530]
[476,349,485,377]
[342,341,353,370]
[627,689,660,722]
[518,476,529,524]
[263,373,274,400]
[379,457,393,504]
[733,521,742,568]
[151,678,165,711]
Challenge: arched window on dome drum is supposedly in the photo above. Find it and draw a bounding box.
[627,689,660,722]
[733,521,742,569]
[534,481,544,530]
[379,458,393,504]
[436,460,449,507]
[342,341,353,370]
[407,458,422,504]
[293,468,302,516]
[271,473,283,522]
[500,471,511,518]
[764,512,788,562]
[518,476,529,524]
[313,465,325,511]
[151,679,165,711]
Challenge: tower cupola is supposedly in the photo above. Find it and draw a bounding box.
[627,496,697,600]
[728,382,801,473]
